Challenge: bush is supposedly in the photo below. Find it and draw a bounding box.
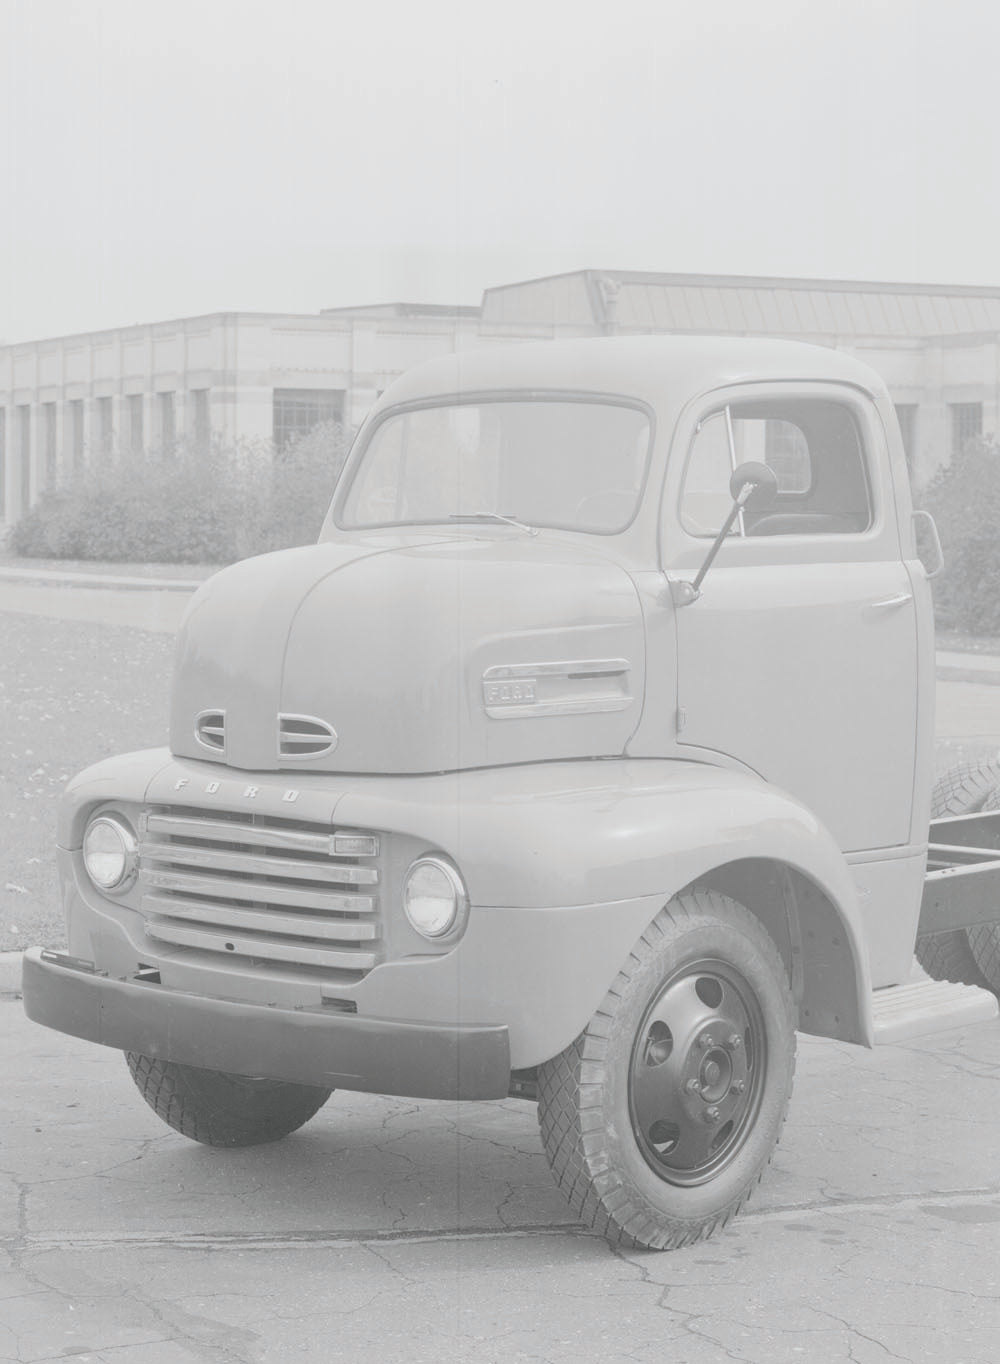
[264,422,350,553]
[919,436,1000,633]
[8,426,349,564]
[934,532,1000,635]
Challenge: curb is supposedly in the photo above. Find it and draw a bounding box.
[0,950,22,997]
[0,566,209,593]
[937,665,1000,687]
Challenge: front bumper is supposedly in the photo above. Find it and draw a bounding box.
[21,947,511,1101]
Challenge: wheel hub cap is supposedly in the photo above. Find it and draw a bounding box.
[628,958,767,1186]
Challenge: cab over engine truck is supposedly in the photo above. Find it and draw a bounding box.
[22,336,1000,1251]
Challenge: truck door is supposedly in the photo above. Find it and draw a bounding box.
[666,383,918,855]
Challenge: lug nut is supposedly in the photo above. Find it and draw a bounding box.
[726,1033,742,1050]
[704,1106,720,1123]
[698,1032,714,1049]
[684,1078,700,1094]
[731,1080,746,1095]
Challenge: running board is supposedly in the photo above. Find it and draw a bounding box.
[872,969,998,1044]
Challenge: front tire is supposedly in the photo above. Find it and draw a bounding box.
[537,890,796,1250]
[125,1054,332,1147]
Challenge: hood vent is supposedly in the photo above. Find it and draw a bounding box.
[194,710,226,755]
[279,713,338,760]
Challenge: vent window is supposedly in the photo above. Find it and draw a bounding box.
[279,714,337,759]
[194,711,226,754]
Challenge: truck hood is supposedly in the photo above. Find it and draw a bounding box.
[169,536,645,773]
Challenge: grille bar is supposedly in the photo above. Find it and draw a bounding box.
[140,866,375,914]
[142,894,378,941]
[144,918,379,971]
[142,842,378,885]
[143,813,339,856]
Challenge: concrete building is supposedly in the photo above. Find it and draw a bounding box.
[4,269,1000,528]
[0,303,481,528]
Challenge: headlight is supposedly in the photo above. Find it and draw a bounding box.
[403,856,468,940]
[82,814,138,893]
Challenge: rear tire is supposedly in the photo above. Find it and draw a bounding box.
[966,785,1000,987]
[915,760,1000,990]
[125,1053,332,1147]
[536,890,796,1250]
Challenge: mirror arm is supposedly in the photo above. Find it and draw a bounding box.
[672,482,756,607]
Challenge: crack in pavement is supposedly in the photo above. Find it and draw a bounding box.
[816,1308,914,1363]
[9,1182,1000,1259]
[10,1223,595,1253]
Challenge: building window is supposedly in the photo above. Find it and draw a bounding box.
[190,389,210,448]
[159,392,175,448]
[69,400,84,472]
[763,418,811,493]
[128,395,144,453]
[17,405,31,514]
[273,388,344,449]
[950,402,982,456]
[96,396,113,453]
[894,404,918,468]
[43,402,57,489]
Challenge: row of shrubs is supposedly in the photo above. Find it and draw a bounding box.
[918,437,1000,637]
[7,423,348,565]
[7,418,1000,635]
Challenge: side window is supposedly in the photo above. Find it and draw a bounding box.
[681,398,872,537]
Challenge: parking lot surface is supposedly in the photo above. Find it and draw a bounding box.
[4,1000,1000,1363]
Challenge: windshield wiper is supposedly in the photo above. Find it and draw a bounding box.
[448,512,538,536]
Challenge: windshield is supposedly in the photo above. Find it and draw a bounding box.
[339,397,652,533]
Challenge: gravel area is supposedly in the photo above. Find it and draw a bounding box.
[0,611,173,952]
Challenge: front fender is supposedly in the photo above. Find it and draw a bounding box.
[336,758,872,1050]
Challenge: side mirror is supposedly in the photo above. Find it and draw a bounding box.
[671,461,781,606]
[912,509,944,579]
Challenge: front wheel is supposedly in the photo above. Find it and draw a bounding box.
[125,1054,332,1147]
[537,890,796,1250]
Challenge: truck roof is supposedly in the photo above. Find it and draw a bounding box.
[382,334,890,409]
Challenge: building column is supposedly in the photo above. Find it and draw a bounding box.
[0,405,8,524]
[13,404,33,516]
[984,340,1000,443]
[51,401,65,491]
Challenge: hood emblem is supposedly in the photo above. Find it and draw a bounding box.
[482,659,633,719]
[278,713,338,760]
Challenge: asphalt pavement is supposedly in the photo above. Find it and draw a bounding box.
[5,995,1000,1363]
[3,560,1000,1361]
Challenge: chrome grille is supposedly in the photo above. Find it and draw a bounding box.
[278,713,337,759]
[137,807,382,975]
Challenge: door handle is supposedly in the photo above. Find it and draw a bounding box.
[867,593,913,611]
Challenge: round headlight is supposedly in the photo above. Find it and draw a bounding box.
[403,857,468,940]
[83,815,138,892]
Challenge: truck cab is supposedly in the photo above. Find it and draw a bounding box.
[22,335,991,1251]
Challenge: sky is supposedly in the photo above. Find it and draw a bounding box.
[3,0,1000,344]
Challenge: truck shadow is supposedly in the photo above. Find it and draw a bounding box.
[121,1093,578,1239]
